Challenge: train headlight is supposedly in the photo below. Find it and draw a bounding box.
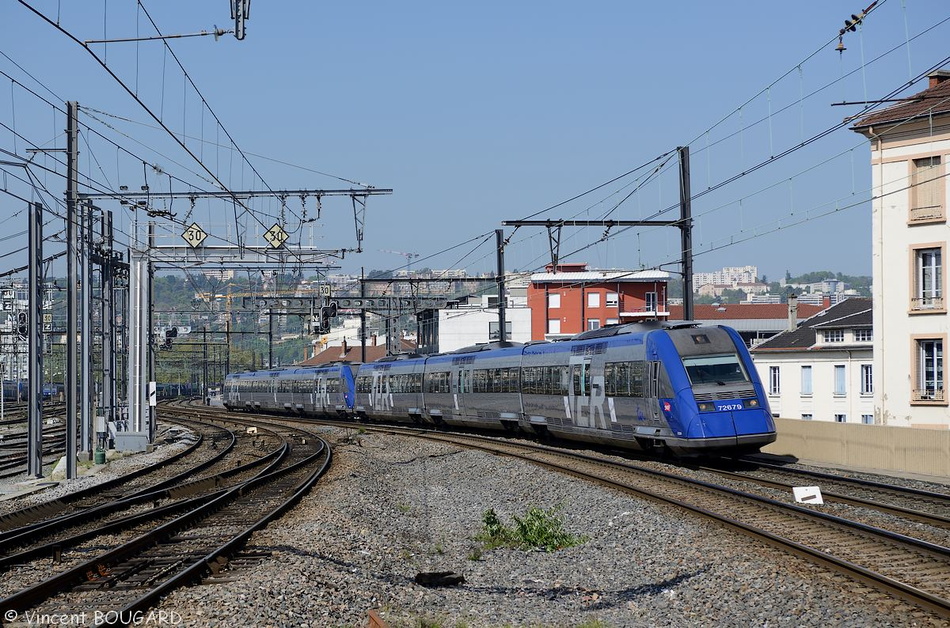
[697,402,714,412]
[743,398,760,408]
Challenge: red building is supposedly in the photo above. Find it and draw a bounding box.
[527,263,671,340]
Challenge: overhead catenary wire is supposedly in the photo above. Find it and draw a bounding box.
[14,0,313,263]
[2,2,949,301]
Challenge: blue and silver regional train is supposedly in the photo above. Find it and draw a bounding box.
[224,321,776,456]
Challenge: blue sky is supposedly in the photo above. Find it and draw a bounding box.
[2,1,949,285]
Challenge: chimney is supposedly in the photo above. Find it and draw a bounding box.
[340,338,348,359]
[929,70,950,88]
[787,294,798,331]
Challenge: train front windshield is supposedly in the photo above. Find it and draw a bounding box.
[682,354,749,386]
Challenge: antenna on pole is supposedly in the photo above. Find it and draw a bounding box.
[231,0,251,40]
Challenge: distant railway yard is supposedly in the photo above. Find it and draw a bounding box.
[0,403,946,627]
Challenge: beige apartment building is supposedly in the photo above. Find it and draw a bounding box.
[851,69,950,429]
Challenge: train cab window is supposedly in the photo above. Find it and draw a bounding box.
[682,354,748,386]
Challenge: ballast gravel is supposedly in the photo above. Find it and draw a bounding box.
[143,428,945,628]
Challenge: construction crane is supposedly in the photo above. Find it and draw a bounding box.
[380,249,420,273]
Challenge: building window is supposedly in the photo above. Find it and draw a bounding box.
[860,364,872,395]
[769,366,780,395]
[605,318,620,326]
[834,365,846,396]
[800,365,812,396]
[547,319,561,335]
[861,414,874,425]
[488,321,512,341]
[645,291,658,312]
[913,338,944,402]
[912,246,943,311]
[854,329,873,342]
[606,292,619,308]
[586,318,600,331]
[834,414,847,423]
[548,293,561,309]
[822,330,844,343]
[801,414,813,421]
[910,156,944,222]
[587,292,601,308]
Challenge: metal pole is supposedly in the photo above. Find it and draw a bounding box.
[496,229,507,343]
[102,211,114,432]
[267,314,272,368]
[225,319,231,376]
[127,215,151,449]
[80,201,92,456]
[128,228,143,432]
[678,146,694,322]
[65,101,79,479]
[28,202,44,477]
[360,268,366,363]
[147,222,155,443]
[203,326,208,400]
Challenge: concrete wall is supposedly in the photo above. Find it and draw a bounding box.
[762,418,950,479]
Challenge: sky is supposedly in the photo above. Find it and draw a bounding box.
[2,1,949,287]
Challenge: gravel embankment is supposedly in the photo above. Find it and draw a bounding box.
[144,428,945,628]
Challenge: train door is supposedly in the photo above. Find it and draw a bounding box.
[648,360,661,420]
[567,356,591,427]
[316,374,328,413]
[453,363,473,419]
[371,369,392,414]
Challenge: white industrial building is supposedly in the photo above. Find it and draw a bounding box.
[437,292,531,352]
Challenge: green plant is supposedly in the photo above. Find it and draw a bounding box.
[475,506,587,552]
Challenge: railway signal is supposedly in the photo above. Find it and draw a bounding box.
[15,311,27,338]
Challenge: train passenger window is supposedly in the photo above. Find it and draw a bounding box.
[521,367,535,394]
[425,371,449,394]
[474,369,487,393]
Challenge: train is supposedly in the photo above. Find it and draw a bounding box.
[1,379,30,402]
[223,321,776,456]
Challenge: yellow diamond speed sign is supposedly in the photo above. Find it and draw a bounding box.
[264,223,289,248]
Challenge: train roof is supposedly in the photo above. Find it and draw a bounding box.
[373,352,424,362]
[570,320,700,340]
[225,363,352,378]
[450,341,524,354]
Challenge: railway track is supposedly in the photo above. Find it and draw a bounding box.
[0,410,68,479]
[0,421,293,585]
[0,416,332,624]
[333,423,950,620]
[696,458,950,538]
